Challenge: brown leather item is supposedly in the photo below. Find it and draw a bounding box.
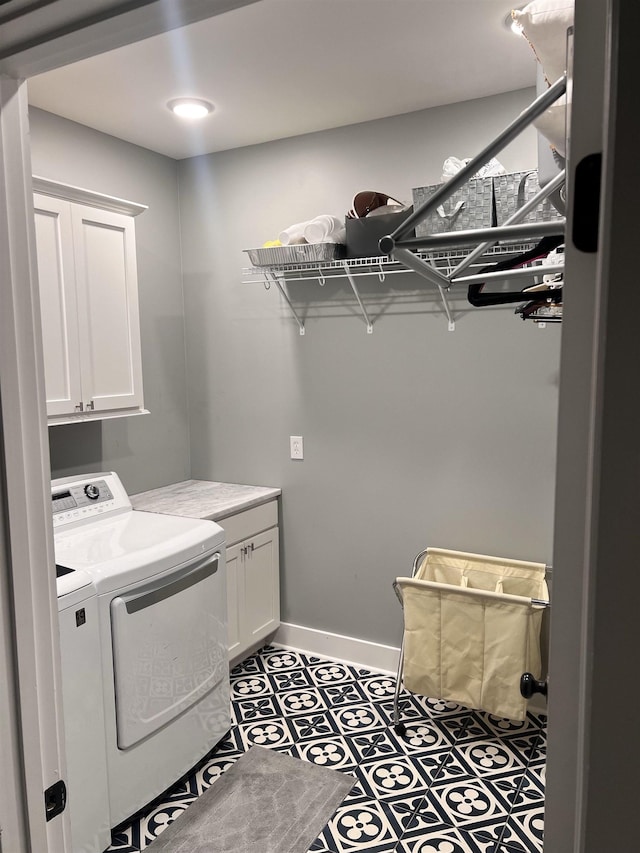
[349,190,404,218]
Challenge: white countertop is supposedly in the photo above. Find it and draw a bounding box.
[130,479,281,521]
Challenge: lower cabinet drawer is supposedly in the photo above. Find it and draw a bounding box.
[217,500,278,546]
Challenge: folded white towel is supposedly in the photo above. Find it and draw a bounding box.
[278,221,309,245]
[303,214,346,245]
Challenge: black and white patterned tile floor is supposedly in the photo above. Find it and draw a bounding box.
[108,645,546,853]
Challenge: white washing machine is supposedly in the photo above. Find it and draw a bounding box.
[57,565,111,853]
[53,472,230,831]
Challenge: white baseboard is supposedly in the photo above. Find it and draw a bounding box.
[271,621,548,719]
[272,622,401,675]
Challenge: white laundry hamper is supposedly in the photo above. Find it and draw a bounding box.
[393,548,549,725]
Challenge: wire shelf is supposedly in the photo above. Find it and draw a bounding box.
[241,243,536,284]
[240,79,567,334]
[240,243,552,335]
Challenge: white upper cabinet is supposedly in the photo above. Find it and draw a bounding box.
[33,194,82,418]
[33,178,147,423]
[71,204,143,414]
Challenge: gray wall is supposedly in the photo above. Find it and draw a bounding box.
[178,88,561,648]
[29,108,191,495]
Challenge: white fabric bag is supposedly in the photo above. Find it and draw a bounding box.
[396,548,548,721]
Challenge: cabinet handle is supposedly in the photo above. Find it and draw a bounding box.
[75,402,84,412]
[250,542,254,553]
[86,401,95,411]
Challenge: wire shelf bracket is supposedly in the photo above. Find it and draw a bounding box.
[341,261,373,333]
[265,270,305,335]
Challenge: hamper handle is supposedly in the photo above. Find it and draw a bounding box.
[516,170,538,210]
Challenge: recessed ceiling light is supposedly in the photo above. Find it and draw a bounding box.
[167,98,214,119]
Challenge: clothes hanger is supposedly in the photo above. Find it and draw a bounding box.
[467,235,564,308]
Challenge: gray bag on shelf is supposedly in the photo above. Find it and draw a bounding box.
[493,170,564,225]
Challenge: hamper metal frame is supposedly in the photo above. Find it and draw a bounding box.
[391,548,551,737]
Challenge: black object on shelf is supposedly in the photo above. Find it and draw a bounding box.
[345,207,414,259]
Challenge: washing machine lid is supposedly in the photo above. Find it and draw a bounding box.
[54,509,225,593]
[56,566,94,600]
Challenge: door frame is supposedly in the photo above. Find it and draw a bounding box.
[543,1,610,850]
[0,3,260,850]
[0,74,68,853]
[547,1,640,850]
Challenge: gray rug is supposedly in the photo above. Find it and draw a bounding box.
[146,745,354,852]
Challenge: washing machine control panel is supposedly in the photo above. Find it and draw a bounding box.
[51,473,129,529]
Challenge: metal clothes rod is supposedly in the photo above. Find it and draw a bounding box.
[527,314,562,324]
[392,248,455,330]
[388,74,567,246]
[394,220,565,253]
[391,247,451,289]
[453,263,564,286]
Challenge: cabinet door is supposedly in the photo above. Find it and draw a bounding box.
[71,204,144,412]
[244,527,280,646]
[33,194,83,417]
[226,543,244,659]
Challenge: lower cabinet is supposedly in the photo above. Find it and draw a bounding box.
[220,500,280,662]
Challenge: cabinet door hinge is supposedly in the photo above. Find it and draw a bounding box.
[44,779,66,821]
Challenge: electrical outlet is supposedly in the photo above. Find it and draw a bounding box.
[290,435,304,460]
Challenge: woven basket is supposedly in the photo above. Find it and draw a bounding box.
[494,170,563,225]
[412,176,495,237]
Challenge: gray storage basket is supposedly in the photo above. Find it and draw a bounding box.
[494,170,563,225]
[412,176,495,237]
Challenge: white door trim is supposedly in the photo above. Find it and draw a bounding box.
[0,0,261,78]
[578,2,640,848]
[0,4,263,850]
[0,75,69,852]
[0,459,29,853]
[544,1,640,850]
[543,0,608,847]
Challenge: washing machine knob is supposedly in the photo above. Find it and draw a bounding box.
[84,484,100,500]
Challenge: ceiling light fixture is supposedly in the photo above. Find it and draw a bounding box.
[167,98,214,119]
